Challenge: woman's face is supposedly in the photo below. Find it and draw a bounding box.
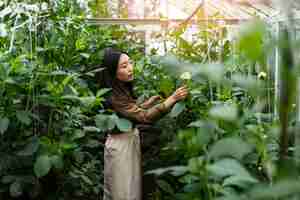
[116,54,134,82]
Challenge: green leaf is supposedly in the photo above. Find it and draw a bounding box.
[95,114,117,132]
[9,181,22,197]
[80,53,90,58]
[145,166,188,176]
[96,88,111,97]
[95,114,115,132]
[61,142,77,150]
[215,195,241,200]
[0,23,8,37]
[115,117,132,132]
[209,103,238,122]
[2,176,16,184]
[207,158,251,178]
[73,151,85,164]
[50,155,64,170]
[196,127,213,148]
[85,139,101,148]
[159,78,174,97]
[75,38,86,50]
[0,117,9,134]
[209,137,253,160]
[156,54,182,76]
[188,157,203,173]
[198,63,225,83]
[49,70,70,76]
[249,179,300,199]
[0,7,12,19]
[83,126,100,133]
[60,95,81,103]
[237,20,266,62]
[17,136,40,156]
[81,175,93,185]
[179,174,199,184]
[34,155,52,177]
[71,129,86,140]
[188,120,204,127]
[84,68,105,77]
[231,74,261,96]
[170,102,186,118]
[157,180,174,195]
[16,111,31,125]
[62,74,76,87]
[79,97,96,107]
[223,175,258,189]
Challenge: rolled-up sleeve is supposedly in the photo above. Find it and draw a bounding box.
[112,98,169,124]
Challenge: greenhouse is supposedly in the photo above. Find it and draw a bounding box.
[1,0,300,200]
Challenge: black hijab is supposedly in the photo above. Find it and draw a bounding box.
[97,48,135,108]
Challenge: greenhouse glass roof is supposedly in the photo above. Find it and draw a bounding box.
[87,0,300,25]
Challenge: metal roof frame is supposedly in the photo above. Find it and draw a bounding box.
[86,17,249,26]
[86,1,300,27]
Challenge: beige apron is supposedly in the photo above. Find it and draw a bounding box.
[103,128,142,200]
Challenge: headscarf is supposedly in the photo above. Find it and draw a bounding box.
[97,48,136,109]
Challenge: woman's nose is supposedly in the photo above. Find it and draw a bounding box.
[128,64,133,72]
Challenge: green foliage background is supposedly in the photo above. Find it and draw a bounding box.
[0,1,144,199]
[1,1,300,200]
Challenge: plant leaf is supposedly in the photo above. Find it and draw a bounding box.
[209,103,238,122]
[2,175,16,184]
[223,175,258,189]
[34,155,52,177]
[157,180,174,195]
[209,137,253,160]
[71,129,86,140]
[81,175,93,185]
[50,155,64,170]
[207,158,251,178]
[17,136,40,156]
[145,166,188,176]
[170,102,186,118]
[95,114,115,132]
[249,179,300,199]
[85,139,101,148]
[83,126,100,133]
[9,181,22,197]
[0,117,9,134]
[16,111,31,125]
[115,117,132,132]
[96,88,111,97]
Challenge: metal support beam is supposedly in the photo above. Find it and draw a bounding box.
[274,21,280,119]
[85,18,249,26]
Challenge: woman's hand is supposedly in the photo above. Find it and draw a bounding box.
[149,95,162,103]
[171,86,189,101]
[163,86,189,108]
[140,95,162,109]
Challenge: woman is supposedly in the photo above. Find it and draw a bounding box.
[99,48,188,200]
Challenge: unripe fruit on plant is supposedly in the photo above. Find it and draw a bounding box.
[180,72,192,80]
[258,71,267,80]
[179,72,192,89]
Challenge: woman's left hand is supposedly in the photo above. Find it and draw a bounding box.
[140,95,162,109]
[149,95,161,103]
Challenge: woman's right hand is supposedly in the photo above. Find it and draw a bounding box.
[163,86,189,108]
[171,86,189,101]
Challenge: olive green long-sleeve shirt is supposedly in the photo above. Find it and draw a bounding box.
[111,96,169,124]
